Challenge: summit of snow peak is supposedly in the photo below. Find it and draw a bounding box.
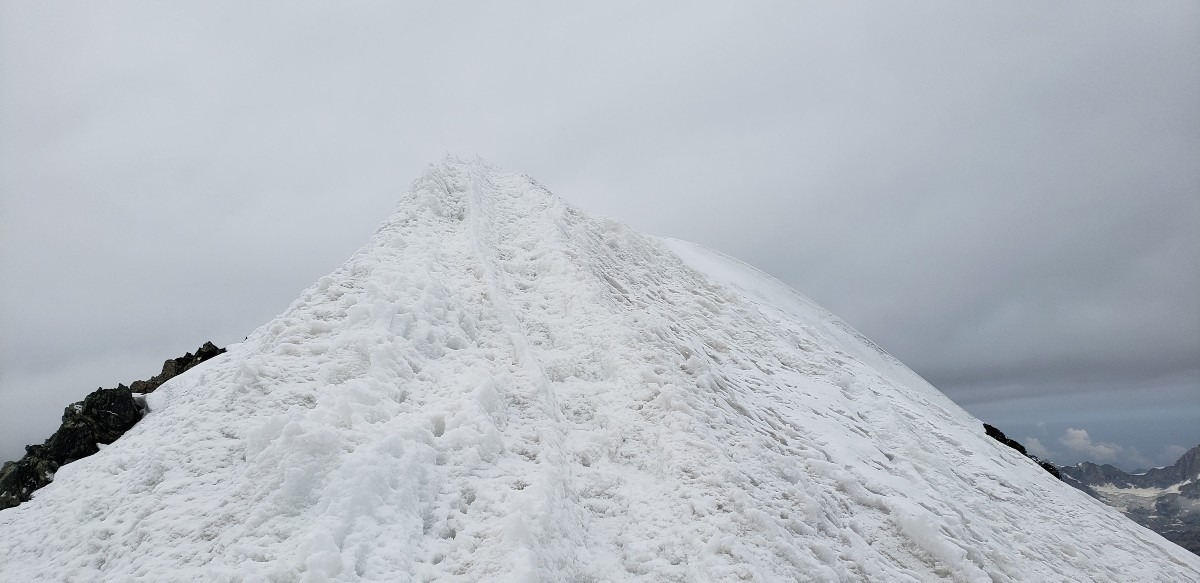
[2,160,1198,582]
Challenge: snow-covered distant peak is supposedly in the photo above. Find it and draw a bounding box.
[2,160,1198,581]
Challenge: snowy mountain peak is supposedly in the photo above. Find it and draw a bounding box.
[2,160,1198,581]
[403,156,553,217]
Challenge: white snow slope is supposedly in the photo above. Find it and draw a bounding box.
[2,159,1198,582]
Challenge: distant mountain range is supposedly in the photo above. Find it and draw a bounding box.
[1059,445,1200,555]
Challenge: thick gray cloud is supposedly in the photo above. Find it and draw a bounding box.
[2,2,1197,470]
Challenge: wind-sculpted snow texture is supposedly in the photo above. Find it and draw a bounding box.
[2,159,1198,582]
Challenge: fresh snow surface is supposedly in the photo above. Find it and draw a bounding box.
[2,158,1198,582]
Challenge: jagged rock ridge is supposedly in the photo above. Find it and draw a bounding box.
[0,342,225,510]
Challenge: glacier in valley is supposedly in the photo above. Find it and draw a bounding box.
[1,158,1197,582]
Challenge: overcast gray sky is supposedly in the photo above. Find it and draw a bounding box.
[2,2,1197,471]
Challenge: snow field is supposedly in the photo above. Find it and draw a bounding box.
[1,158,1198,582]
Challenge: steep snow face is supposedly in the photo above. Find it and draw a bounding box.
[2,159,1197,582]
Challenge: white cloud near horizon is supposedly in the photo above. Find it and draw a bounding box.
[1058,428,1156,469]
[1024,437,1053,460]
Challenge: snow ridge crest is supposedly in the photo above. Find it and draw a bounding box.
[2,158,1198,582]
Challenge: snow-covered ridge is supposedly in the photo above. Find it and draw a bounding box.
[2,158,1198,581]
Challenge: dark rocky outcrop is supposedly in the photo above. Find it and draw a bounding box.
[0,342,225,511]
[128,341,225,394]
[983,423,1062,479]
